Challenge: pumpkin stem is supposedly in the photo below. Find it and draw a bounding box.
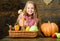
[48,21,50,23]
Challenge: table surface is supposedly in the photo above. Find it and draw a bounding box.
[0,37,60,41]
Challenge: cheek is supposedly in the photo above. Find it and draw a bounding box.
[26,9,29,13]
[32,9,34,12]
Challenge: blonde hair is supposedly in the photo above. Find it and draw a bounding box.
[23,1,38,18]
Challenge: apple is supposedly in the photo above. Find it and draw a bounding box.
[52,34,56,38]
[56,33,60,38]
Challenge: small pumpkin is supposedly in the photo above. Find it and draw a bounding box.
[41,21,59,37]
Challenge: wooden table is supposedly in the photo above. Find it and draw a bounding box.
[1,37,60,41]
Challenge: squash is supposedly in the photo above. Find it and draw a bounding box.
[41,21,59,36]
[26,26,30,31]
[14,24,20,31]
[29,25,38,32]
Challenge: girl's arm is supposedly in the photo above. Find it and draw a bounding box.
[15,9,22,24]
[16,12,25,26]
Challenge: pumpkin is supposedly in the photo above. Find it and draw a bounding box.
[14,24,20,31]
[41,21,59,37]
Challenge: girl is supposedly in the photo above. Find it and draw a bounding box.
[17,1,38,31]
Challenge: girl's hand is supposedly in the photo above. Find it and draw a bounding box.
[18,9,22,14]
[18,9,24,16]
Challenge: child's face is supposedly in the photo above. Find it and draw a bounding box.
[26,3,34,15]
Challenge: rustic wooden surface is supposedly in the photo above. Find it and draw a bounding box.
[0,37,60,41]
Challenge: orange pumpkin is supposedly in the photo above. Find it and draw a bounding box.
[41,21,59,36]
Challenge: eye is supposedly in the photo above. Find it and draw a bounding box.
[27,7,30,9]
[31,7,34,9]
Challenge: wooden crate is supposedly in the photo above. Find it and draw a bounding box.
[9,30,38,37]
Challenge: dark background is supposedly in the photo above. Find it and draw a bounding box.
[0,0,60,38]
